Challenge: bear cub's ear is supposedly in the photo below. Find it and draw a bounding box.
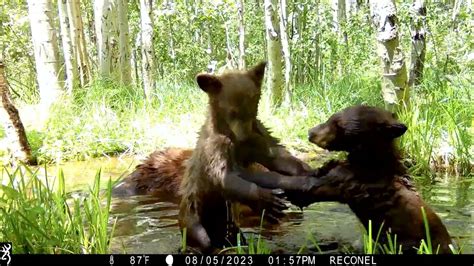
[385,123,408,139]
[196,73,223,94]
[248,61,267,87]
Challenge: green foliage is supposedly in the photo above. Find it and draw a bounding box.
[359,213,463,254]
[362,220,384,254]
[398,68,473,176]
[36,79,206,163]
[0,1,471,174]
[297,231,323,254]
[0,0,470,256]
[0,1,37,103]
[0,165,115,253]
[14,68,470,176]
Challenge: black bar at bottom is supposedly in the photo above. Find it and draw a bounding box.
[11,254,474,266]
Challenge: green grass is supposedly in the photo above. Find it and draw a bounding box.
[0,165,115,254]
[297,231,323,254]
[31,79,207,163]
[0,164,464,255]
[398,69,473,176]
[358,210,462,254]
[1,68,471,177]
[418,206,436,254]
[238,211,272,254]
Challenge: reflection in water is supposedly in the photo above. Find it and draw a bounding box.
[109,179,473,254]
[42,157,474,254]
[110,196,182,254]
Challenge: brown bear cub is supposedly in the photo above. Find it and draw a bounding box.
[112,148,192,202]
[178,62,316,253]
[113,72,313,204]
[306,105,453,254]
[112,140,312,203]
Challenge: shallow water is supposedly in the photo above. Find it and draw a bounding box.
[43,156,474,254]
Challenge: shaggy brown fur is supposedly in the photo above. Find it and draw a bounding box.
[305,105,453,254]
[112,139,310,202]
[178,62,315,253]
[112,148,192,202]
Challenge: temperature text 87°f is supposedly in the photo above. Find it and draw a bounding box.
[129,255,150,265]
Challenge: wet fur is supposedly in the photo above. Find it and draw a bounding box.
[177,62,312,253]
[307,105,453,254]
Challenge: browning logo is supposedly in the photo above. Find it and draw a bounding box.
[0,243,11,266]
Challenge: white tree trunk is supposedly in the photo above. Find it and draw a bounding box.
[409,0,427,88]
[370,0,409,111]
[118,0,131,85]
[94,0,114,79]
[264,0,284,107]
[332,0,346,33]
[58,0,77,94]
[237,0,246,70]
[27,0,63,108]
[333,0,347,76]
[131,35,141,87]
[140,0,155,100]
[452,0,463,22]
[83,1,97,68]
[345,0,358,18]
[279,0,291,103]
[67,0,90,86]
[94,0,130,85]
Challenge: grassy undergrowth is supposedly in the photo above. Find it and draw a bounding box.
[0,165,115,253]
[0,164,465,255]
[7,68,469,177]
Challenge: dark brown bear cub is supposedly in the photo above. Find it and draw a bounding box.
[179,62,314,253]
[307,105,453,254]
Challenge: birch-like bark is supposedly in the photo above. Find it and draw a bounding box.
[67,0,90,86]
[279,0,291,102]
[345,0,358,18]
[94,0,114,79]
[27,0,63,108]
[118,0,131,85]
[370,0,409,111]
[452,0,463,24]
[0,61,35,164]
[409,0,427,88]
[83,1,97,67]
[332,0,346,33]
[237,0,246,70]
[333,0,347,75]
[59,0,77,94]
[131,35,141,87]
[264,0,284,107]
[140,0,155,100]
[94,0,130,85]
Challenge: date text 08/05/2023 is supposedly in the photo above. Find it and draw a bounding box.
[183,255,377,266]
